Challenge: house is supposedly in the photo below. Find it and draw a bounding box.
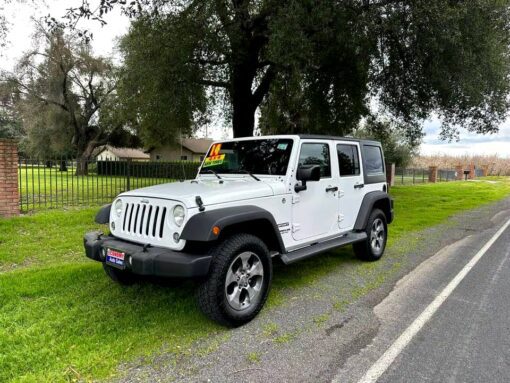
[147,138,214,162]
[95,145,150,161]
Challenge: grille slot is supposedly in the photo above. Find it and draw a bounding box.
[122,202,166,239]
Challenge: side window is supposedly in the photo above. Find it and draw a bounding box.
[364,145,384,175]
[298,143,331,178]
[337,144,360,177]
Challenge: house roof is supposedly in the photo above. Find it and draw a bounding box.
[181,138,214,154]
[97,145,150,160]
[146,138,214,154]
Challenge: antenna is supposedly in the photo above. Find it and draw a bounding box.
[179,127,186,180]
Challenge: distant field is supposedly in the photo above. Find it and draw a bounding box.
[2,177,510,382]
[413,154,510,175]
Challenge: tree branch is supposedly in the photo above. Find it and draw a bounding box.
[252,66,276,106]
[197,78,229,88]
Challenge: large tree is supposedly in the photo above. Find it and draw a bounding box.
[1,27,137,174]
[55,0,510,142]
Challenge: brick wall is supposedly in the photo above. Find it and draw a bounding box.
[428,166,438,183]
[0,139,19,217]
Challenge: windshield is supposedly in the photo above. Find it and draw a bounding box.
[199,138,294,176]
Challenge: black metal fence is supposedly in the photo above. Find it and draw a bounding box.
[394,167,458,185]
[18,158,200,212]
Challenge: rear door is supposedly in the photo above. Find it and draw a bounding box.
[336,141,365,230]
[291,141,339,241]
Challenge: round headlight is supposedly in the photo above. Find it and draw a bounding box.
[114,199,123,218]
[172,205,185,227]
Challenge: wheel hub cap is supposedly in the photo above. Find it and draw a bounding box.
[225,251,264,311]
[370,218,385,255]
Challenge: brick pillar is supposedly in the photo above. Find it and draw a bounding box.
[455,165,464,181]
[468,163,476,180]
[481,164,489,177]
[0,139,19,217]
[428,166,438,183]
[386,163,395,187]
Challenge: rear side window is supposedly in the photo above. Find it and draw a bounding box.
[364,145,384,175]
[298,143,331,178]
[337,144,360,177]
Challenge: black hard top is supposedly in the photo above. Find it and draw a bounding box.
[296,134,381,146]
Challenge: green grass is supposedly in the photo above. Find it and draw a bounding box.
[1,178,510,382]
[246,352,261,363]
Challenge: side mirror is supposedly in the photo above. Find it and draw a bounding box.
[295,165,321,192]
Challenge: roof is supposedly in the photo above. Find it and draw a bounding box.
[296,134,381,145]
[180,138,214,153]
[146,138,214,153]
[97,145,150,160]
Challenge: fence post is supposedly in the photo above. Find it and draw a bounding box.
[0,139,20,217]
[386,163,395,188]
[469,163,476,180]
[455,165,463,181]
[481,164,489,177]
[428,166,438,183]
[126,158,132,191]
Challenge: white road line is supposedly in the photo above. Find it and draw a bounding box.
[356,217,510,383]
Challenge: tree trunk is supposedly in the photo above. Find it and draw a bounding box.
[75,142,97,176]
[232,99,256,137]
[59,160,68,172]
[75,157,89,176]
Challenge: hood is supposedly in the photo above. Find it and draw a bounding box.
[119,177,284,208]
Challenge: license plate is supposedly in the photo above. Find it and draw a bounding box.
[105,248,126,268]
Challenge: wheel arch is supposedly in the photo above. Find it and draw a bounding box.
[180,205,286,254]
[353,191,394,231]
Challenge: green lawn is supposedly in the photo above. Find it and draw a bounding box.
[1,178,510,382]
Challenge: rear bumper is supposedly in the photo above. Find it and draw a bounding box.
[84,232,212,278]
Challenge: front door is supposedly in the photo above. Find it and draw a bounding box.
[336,142,365,230]
[292,141,339,241]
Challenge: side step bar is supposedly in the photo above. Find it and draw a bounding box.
[280,231,367,265]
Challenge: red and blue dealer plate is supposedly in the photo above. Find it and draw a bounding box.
[106,248,126,268]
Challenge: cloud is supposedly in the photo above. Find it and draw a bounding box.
[421,116,510,157]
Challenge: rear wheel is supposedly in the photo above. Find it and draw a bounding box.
[197,233,272,327]
[353,208,387,261]
[102,263,138,285]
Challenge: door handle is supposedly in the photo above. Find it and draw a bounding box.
[326,186,338,192]
[354,183,365,189]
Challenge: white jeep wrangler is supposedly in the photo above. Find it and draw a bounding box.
[84,135,393,326]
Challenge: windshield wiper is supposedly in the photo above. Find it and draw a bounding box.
[202,169,222,179]
[238,170,261,181]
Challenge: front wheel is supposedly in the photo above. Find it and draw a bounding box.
[353,208,387,261]
[197,233,272,327]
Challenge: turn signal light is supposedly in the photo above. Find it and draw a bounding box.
[212,226,220,236]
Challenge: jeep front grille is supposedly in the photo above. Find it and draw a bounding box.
[122,202,167,239]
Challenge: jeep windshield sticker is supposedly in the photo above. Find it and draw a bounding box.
[277,142,288,150]
[203,154,225,167]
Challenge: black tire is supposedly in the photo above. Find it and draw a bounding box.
[353,208,388,262]
[197,233,273,327]
[102,263,138,285]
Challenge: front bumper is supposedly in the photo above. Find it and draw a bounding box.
[84,232,212,278]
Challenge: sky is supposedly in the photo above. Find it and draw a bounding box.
[2,0,510,157]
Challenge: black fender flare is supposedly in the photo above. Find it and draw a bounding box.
[180,205,286,253]
[95,204,111,224]
[354,191,394,231]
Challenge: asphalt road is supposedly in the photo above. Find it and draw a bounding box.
[334,209,510,383]
[116,198,510,383]
[376,220,510,383]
